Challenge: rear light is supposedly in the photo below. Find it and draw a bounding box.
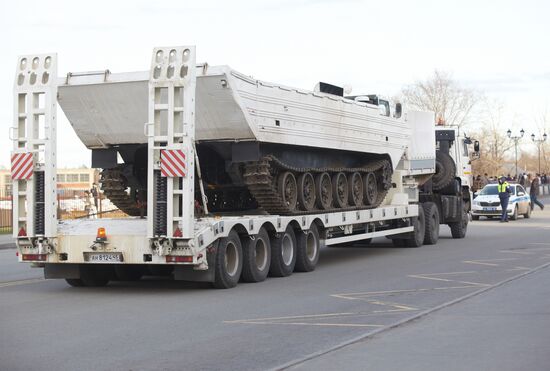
[18,227,27,237]
[96,227,107,242]
[22,254,47,261]
[165,255,193,263]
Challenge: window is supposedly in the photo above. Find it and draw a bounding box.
[66,174,79,182]
[57,174,66,183]
[4,175,11,185]
[79,173,90,182]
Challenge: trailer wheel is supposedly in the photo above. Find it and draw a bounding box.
[423,202,440,245]
[297,172,316,211]
[213,230,243,289]
[295,224,320,272]
[65,279,85,287]
[405,205,425,247]
[269,225,297,277]
[449,208,468,239]
[242,227,271,283]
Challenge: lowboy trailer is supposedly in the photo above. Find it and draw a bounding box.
[11,46,471,288]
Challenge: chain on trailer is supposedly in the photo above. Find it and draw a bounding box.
[146,46,197,243]
[11,54,58,243]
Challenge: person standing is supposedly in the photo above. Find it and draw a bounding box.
[498,176,512,223]
[529,174,544,211]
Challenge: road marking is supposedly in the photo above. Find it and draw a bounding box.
[330,285,478,300]
[225,321,383,328]
[462,260,500,266]
[225,312,384,328]
[408,274,489,287]
[0,278,45,288]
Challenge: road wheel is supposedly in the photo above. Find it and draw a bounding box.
[423,202,440,245]
[332,172,349,208]
[524,205,531,219]
[363,172,378,206]
[405,206,425,247]
[114,265,144,281]
[269,226,297,277]
[295,224,321,272]
[348,172,363,206]
[449,208,468,238]
[65,279,85,287]
[315,173,333,210]
[472,215,480,221]
[510,205,518,220]
[297,172,316,211]
[213,230,243,289]
[278,171,297,212]
[242,227,271,283]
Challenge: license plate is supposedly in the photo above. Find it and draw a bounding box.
[484,207,497,211]
[85,253,123,263]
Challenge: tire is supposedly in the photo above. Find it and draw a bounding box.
[269,226,297,277]
[65,278,85,287]
[213,230,243,289]
[242,227,271,283]
[472,215,480,221]
[422,202,440,245]
[524,205,531,219]
[432,151,456,191]
[449,209,468,239]
[405,206,425,247]
[114,265,144,281]
[295,224,321,272]
[510,205,518,221]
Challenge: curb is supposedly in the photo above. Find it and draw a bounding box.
[0,243,16,250]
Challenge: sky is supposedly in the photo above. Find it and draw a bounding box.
[1,0,549,168]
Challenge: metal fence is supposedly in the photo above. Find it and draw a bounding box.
[0,185,131,234]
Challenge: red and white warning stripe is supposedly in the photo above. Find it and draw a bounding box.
[160,149,186,177]
[11,152,34,180]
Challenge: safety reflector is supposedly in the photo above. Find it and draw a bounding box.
[160,149,186,177]
[165,255,193,263]
[173,227,183,238]
[11,152,34,180]
[22,254,47,261]
[18,227,27,237]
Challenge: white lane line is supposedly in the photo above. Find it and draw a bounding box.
[225,321,383,328]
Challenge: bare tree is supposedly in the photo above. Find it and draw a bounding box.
[401,70,478,132]
[471,98,515,176]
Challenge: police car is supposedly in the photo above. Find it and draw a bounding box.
[472,183,531,220]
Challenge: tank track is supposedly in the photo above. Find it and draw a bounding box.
[100,168,141,217]
[243,155,392,215]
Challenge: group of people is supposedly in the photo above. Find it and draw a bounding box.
[473,173,549,192]
[495,174,545,223]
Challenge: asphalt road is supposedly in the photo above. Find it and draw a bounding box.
[1,206,550,371]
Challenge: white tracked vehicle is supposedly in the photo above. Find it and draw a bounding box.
[11,46,475,288]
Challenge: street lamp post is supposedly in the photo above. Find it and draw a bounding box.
[531,133,547,174]
[507,128,524,177]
